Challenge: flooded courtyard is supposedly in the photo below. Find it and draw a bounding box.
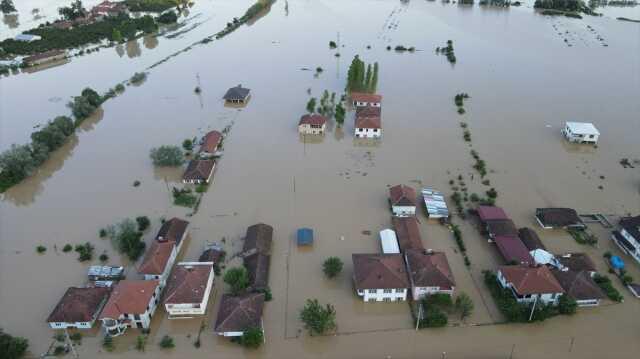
[1,0,640,358]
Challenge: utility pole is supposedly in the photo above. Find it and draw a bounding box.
[509,344,515,359]
[415,304,422,330]
[528,295,538,322]
[65,329,78,358]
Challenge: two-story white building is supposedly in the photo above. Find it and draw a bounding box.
[405,250,456,300]
[99,280,161,336]
[138,240,178,287]
[389,184,417,217]
[612,215,640,265]
[352,253,409,302]
[561,122,600,144]
[354,106,382,139]
[497,265,564,306]
[163,262,215,318]
[47,287,111,329]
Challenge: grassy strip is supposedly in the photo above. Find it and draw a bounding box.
[124,0,179,12]
[216,0,276,39]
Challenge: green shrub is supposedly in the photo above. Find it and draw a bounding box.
[172,187,197,207]
[62,244,73,252]
[75,242,94,262]
[36,245,47,254]
[239,327,263,348]
[136,216,150,231]
[130,72,147,84]
[150,146,184,166]
[223,267,250,295]
[102,335,114,352]
[323,257,343,278]
[99,253,109,262]
[557,294,577,315]
[159,335,175,349]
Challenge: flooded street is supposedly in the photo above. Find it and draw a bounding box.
[1,0,640,358]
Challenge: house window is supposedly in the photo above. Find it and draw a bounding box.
[395,289,404,293]
[383,298,391,302]
[367,289,377,294]
[383,289,392,293]
[134,314,140,320]
[589,135,594,138]
[373,129,378,132]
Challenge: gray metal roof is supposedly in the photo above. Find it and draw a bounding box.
[422,188,449,218]
[223,85,250,100]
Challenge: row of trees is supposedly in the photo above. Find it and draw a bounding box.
[346,55,379,94]
[1,0,16,14]
[0,88,103,193]
[534,0,584,11]
[306,91,346,126]
[58,0,87,21]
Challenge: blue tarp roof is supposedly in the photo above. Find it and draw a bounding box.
[297,228,313,245]
[610,255,625,270]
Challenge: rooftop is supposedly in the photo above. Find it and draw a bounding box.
[164,262,214,305]
[223,85,251,101]
[299,114,328,127]
[243,223,273,255]
[183,160,215,181]
[297,228,314,246]
[494,236,534,265]
[556,253,597,273]
[99,280,159,319]
[486,219,519,238]
[351,92,382,103]
[536,208,584,228]
[243,252,271,290]
[214,293,265,333]
[138,240,176,275]
[379,229,400,254]
[566,122,600,135]
[499,265,564,295]
[47,287,110,324]
[200,131,222,153]
[405,250,455,289]
[551,269,605,301]
[477,206,509,222]
[156,217,189,244]
[392,216,424,252]
[518,227,546,251]
[352,253,409,290]
[355,106,382,129]
[389,184,417,207]
[620,215,640,240]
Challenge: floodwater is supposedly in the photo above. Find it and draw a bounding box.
[1,0,640,358]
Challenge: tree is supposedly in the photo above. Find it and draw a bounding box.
[31,123,66,152]
[150,146,184,166]
[239,327,263,348]
[81,88,102,107]
[334,102,345,125]
[102,335,114,352]
[299,299,336,335]
[58,0,87,21]
[322,257,343,278]
[51,116,75,136]
[108,219,146,260]
[223,267,250,295]
[454,293,474,320]
[67,96,96,121]
[364,63,372,92]
[1,0,16,15]
[139,15,158,33]
[0,144,37,184]
[136,216,150,231]
[557,294,577,315]
[157,10,178,24]
[306,97,316,114]
[182,139,193,151]
[0,329,28,359]
[159,335,174,349]
[370,62,379,93]
[111,28,123,43]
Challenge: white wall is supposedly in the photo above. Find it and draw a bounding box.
[392,205,415,217]
[412,286,454,300]
[497,270,561,305]
[48,321,92,329]
[356,288,407,302]
[354,127,382,138]
[166,268,215,317]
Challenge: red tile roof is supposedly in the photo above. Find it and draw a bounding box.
[355,106,381,129]
[138,240,175,275]
[351,92,382,103]
[164,263,214,305]
[499,265,564,295]
[99,280,159,319]
[392,216,424,252]
[477,206,509,222]
[243,223,273,255]
[494,236,533,265]
[183,160,215,181]
[299,114,327,126]
[47,287,111,324]
[535,208,584,228]
[551,270,604,301]
[405,250,455,289]
[214,293,265,333]
[200,131,222,154]
[486,219,519,237]
[352,253,409,290]
[557,253,597,272]
[389,185,417,207]
[156,217,189,244]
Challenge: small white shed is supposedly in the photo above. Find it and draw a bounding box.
[379,229,400,254]
[562,122,600,144]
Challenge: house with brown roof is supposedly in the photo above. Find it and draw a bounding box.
[392,216,424,252]
[352,253,410,302]
[535,208,585,229]
[138,240,178,286]
[23,49,67,66]
[477,206,509,224]
[497,265,564,305]
[486,219,518,239]
[612,215,640,265]
[518,227,546,251]
[551,269,605,306]
[183,159,216,184]
[556,253,597,276]
[493,236,534,265]
[47,287,110,329]
[164,262,215,318]
[199,130,223,158]
[298,114,328,135]
[404,250,455,299]
[389,184,417,217]
[351,92,382,108]
[157,217,189,247]
[241,223,273,291]
[354,106,382,139]
[99,280,161,336]
[214,293,265,337]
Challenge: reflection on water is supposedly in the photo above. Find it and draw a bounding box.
[153,165,185,184]
[2,13,18,28]
[126,39,142,59]
[115,44,125,57]
[246,1,275,26]
[1,109,104,206]
[353,138,382,148]
[299,134,325,144]
[21,59,71,74]
[143,35,159,50]
[334,126,345,141]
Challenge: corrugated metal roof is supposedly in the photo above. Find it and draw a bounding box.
[422,188,449,218]
[379,229,400,254]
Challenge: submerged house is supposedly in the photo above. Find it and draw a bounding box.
[518,227,546,251]
[562,122,599,144]
[404,250,455,299]
[223,85,251,104]
[351,92,382,108]
[214,293,265,337]
[183,159,216,184]
[493,236,533,265]
[199,130,223,158]
[23,50,67,66]
[47,287,111,329]
[352,253,409,302]
[422,188,449,219]
[389,184,417,217]
[298,114,328,135]
[157,217,190,245]
[354,106,382,138]
[392,216,424,252]
[551,269,604,307]
[497,265,564,305]
[612,215,640,265]
[138,240,178,287]
[163,262,215,318]
[486,219,519,239]
[242,223,273,291]
[535,208,585,229]
[99,280,161,336]
[556,253,597,276]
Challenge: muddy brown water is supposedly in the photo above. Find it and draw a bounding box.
[1,1,640,358]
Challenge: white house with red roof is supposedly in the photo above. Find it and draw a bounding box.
[163,262,215,318]
[351,92,382,108]
[354,106,382,139]
[298,114,328,135]
[497,265,564,305]
[99,280,161,336]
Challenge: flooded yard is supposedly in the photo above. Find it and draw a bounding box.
[1,0,640,358]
